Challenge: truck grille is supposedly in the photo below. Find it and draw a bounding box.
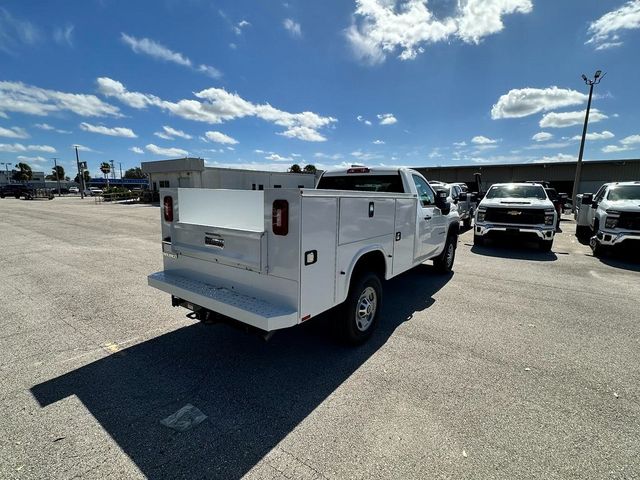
[484,207,545,225]
[618,212,640,231]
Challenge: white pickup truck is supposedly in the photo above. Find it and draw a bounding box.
[474,183,557,251]
[582,181,640,256]
[148,167,460,344]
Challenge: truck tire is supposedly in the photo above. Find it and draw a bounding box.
[434,233,456,273]
[340,273,382,345]
[539,239,553,252]
[473,233,485,246]
[463,213,472,229]
[590,237,605,258]
[575,225,590,239]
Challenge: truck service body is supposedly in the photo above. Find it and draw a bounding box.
[148,167,459,343]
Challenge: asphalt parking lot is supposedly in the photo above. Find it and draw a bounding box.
[1,196,639,480]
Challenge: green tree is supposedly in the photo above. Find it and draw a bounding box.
[12,162,32,182]
[303,164,317,174]
[289,164,302,173]
[46,165,65,180]
[100,162,111,189]
[73,170,91,183]
[124,167,145,179]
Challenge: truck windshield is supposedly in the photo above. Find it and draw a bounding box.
[486,185,547,200]
[607,185,640,200]
[317,174,404,193]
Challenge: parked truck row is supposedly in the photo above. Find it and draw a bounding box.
[148,168,637,345]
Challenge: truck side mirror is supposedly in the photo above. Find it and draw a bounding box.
[581,193,593,205]
[435,191,451,215]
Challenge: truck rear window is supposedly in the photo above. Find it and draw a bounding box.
[317,174,404,193]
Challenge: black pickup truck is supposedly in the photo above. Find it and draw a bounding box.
[0,184,32,199]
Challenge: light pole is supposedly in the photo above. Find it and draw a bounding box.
[52,157,62,197]
[74,145,85,199]
[572,69,605,211]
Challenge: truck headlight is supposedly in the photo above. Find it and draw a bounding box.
[544,209,555,226]
[477,208,486,223]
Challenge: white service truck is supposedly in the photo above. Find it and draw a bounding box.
[148,167,460,344]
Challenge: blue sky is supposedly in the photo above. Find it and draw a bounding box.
[1,0,639,177]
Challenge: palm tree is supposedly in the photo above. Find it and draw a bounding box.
[13,162,32,182]
[289,164,302,173]
[100,162,111,189]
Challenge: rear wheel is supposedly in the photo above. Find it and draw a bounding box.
[434,233,457,273]
[463,214,472,229]
[340,273,382,345]
[575,225,590,239]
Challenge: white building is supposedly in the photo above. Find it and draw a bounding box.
[141,158,317,191]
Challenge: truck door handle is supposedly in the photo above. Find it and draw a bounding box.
[424,215,432,220]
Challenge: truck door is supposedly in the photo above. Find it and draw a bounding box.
[412,174,445,258]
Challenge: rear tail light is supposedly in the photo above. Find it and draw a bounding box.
[163,196,174,222]
[272,200,289,236]
[347,167,370,174]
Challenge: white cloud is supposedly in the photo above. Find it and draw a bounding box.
[16,155,46,162]
[97,77,336,142]
[0,80,121,118]
[73,144,96,152]
[277,126,327,142]
[145,144,188,157]
[314,152,343,160]
[80,122,137,138]
[205,131,239,144]
[283,18,302,37]
[34,122,71,134]
[120,33,222,79]
[453,141,467,147]
[265,153,292,162]
[154,125,193,140]
[0,126,28,139]
[346,0,532,65]
[533,153,575,163]
[130,147,144,154]
[491,87,587,119]
[532,132,553,142]
[524,142,571,150]
[0,143,56,153]
[602,144,631,153]
[620,134,640,145]
[372,139,385,144]
[357,115,373,126]
[471,135,497,145]
[570,130,614,141]
[154,131,172,140]
[0,7,40,54]
[53,24,74,46]
[254,149,265,154]
[377,113,397,125]
[586,1,640,50]
[539,109,607,128]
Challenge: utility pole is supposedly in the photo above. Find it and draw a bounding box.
[110,159,116,182]
[74,145,85,199]
[572,70,605,211]
[119,162,123,181]
[52,157,62,197]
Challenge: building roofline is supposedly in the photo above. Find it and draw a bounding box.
[418,158,640,170]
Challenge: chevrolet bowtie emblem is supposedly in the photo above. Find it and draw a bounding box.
[507,210,521,215]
